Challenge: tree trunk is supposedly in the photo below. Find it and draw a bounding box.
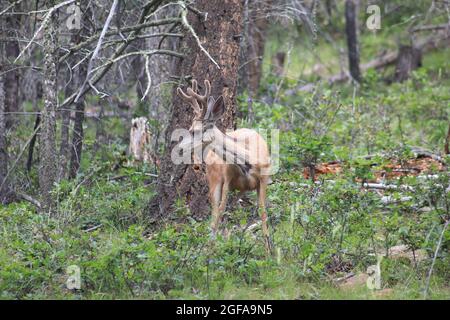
[60,26,85,180]
[445,121,450,155]
[146,6,179,122]
[59,36,78,180]
[239,0,272,97]
[149,0,244,220]
[0,47,9,203]
[39,3,58,212]
[4,1,21,128]
[69,3,90,179]
[394,45,422,82]
[345,0,361,82]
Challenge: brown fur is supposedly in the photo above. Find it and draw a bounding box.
[178,80,272,253]
[205,128,272,251]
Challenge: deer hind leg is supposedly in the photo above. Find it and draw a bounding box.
[257,178,271,254]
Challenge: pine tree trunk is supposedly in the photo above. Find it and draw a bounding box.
[39,3,58,212]
[345,0,361,82]
[149,0,244,220]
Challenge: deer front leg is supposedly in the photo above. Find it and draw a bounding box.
[218,179,229,212]
[258,178,271,254]
[210,180,223,234]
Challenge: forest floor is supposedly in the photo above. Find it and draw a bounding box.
[1,28,449,299]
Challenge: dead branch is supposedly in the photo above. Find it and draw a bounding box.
[59,18,181,65]
[59,1,168,109]
[74,0,119,102]
[0,0,24,16]
[16,192,41,208]
[423,220,449,299]
[14,0,75,63]
[412,23,450,33]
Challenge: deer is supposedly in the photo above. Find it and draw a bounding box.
[176,79,272,252]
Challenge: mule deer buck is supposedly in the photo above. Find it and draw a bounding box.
[177,79,272,251]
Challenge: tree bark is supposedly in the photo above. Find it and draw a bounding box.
[393,45,422,82]
[69,4,90,180]
[0,46,8,203]
[59,33,79,180]
[149,0,244,220]
[39,3,58,212]
[345,0,361,82]
[445,121,450,155]
[239,0,272,97]
[4,1,21,128]
[61,24,85,180]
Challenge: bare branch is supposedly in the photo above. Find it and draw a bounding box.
[74,0,119,102]
[14,0,75,63]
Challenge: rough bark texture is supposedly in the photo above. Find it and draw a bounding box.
[239,0,272,97]
[345,0,361,82]
[149,0,244,220]
[0,47,9,203]
[445,122,450,155]
[69,4,90,179]
[394,45,422,82]
[4,1,21,128]
[39,4,58,212]
[69,91,86,179]
[59,32,80,181]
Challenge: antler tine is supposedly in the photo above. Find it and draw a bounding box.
[177,86,202,119]
[191,79,198,93]
[204,80,211,98]
[187,79,211,106]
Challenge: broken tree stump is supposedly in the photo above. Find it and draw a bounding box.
[394,45,422,82]
[128,117,154,164]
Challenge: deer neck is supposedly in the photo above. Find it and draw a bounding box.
[210,126,252,166]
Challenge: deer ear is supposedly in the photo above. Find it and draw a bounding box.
[210,96,224,121]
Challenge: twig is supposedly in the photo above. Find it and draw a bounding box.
[83,224,103,232]
[59,2,173,109]
[141,54,152,101]
[59,18,181,64]
[14,0,75,63]
[89,49,184,74]
[423,220,449,299]
[0,0,24,16]
[16,192,41,208]
[74,0,118,103]
[0,124,41,192]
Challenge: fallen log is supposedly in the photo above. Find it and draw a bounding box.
[411,23,450,33]
[289,31,450,92]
